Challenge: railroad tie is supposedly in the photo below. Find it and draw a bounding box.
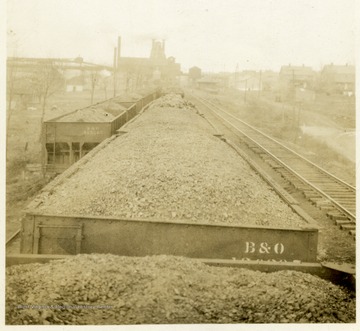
[349,230,356,239]
[335,220,353,226]
[327,212,349,221]
[304,192,322,199]
[340,224,356,231]
[312,199,333,210]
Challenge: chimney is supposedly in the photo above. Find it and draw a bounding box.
[117,36,121,69]
[113,47,117,70]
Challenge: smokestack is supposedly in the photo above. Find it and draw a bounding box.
[117,36,121,69]
[113,47,117,97]
[162,39,165,53]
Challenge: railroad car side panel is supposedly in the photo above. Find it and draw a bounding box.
[21,214,318,262]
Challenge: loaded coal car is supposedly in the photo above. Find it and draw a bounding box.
[22,94,318,263]
[160,86,185,98]
[42,88,159,174]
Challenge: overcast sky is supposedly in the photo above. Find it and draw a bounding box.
[6,0,356,72]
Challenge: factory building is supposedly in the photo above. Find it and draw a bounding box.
[115,37,181,90]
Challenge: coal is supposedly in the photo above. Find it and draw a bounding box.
[6,254,355,325]
[32,95,306,228]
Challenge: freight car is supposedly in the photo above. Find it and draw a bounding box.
[19,94,319,265]
[160,86,185,98]
[43,88,160,174]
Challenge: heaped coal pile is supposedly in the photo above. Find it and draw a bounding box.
[32,94,305,228]
[58,107,115,122]
[153,93,194,109]
[6,254,355,325]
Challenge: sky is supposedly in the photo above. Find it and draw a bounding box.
[5,0,357,73]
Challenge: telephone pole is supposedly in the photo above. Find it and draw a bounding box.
[113,47,117,97]
[258,70,262,97]
[244,79,248,103]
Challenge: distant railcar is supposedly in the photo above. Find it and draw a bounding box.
[43,89,160,174]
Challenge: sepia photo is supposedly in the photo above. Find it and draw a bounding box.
[2,0,357,329]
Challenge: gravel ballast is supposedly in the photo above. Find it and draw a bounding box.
[6,254,355,325]
[32,94,306,228]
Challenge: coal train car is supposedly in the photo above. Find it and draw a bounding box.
[43,88,160,174]
[21,94,318,264]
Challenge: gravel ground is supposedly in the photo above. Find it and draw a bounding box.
[32,94,306,228]
[6,254,355,325]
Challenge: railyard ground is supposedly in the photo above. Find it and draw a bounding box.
[5,88,356,262]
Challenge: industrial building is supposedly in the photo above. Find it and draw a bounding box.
[115,37,182,90]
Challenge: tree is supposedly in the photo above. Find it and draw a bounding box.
[28,61,64,177]
[6,62,36,157]
[6,30,21,154]
[30,60,64,141]
[6,61,18,147]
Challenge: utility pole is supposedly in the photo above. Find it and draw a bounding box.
[244,79,248,103]
[117,36,121,69]
[292,69,295,127]
[258,70,262,97]
[113,47,117,97]
[234,63,239,89]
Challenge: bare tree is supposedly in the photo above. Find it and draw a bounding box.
[30,60,64,141]
[6,61,18,146]
[6,63,36,155]
[6,30,21,154]
[27,60,64,176]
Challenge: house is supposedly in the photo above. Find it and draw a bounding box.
[319,64,355,95]
[279,65,315,89]
[279,65,315,101]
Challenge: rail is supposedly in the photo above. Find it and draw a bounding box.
[191,93,356,223]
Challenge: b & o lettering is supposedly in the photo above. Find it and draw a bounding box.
[274,243,285,254]
[244,241,256,253]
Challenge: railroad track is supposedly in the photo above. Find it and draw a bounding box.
[190,93,356,237]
